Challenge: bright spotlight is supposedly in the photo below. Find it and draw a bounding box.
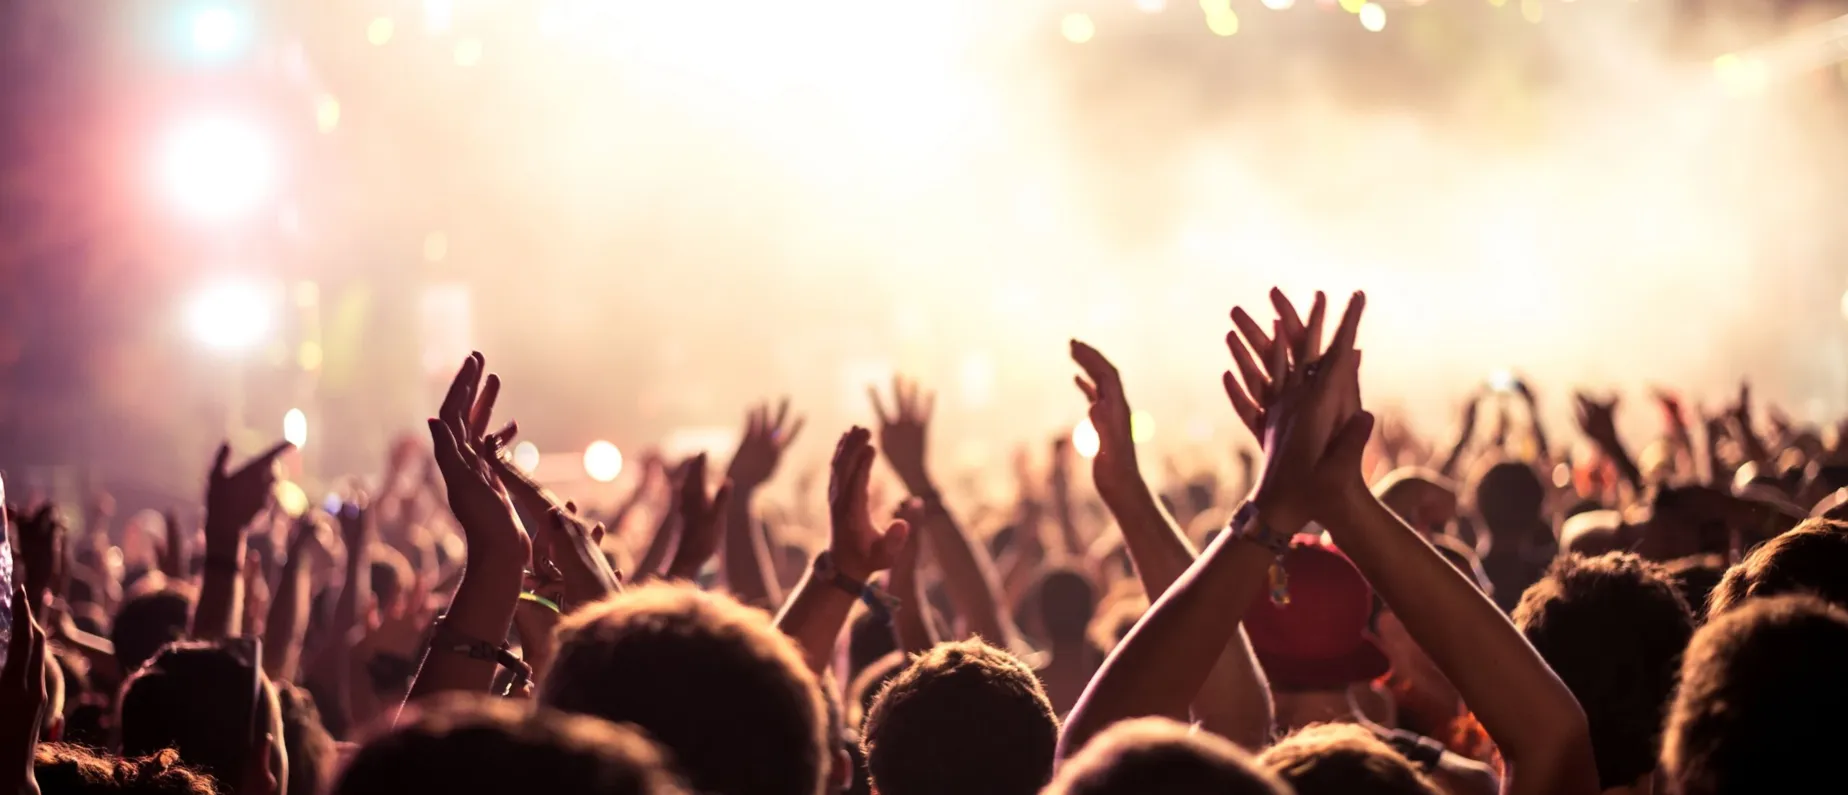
[513,441,541,474]
[190,7,245,57]
[185,279,274,353]
[1261,0,1295,9]
[159,117,274,220]
[1060,13,1095,44]
[1073,419,1101,459]
[584,441,623,482]
[1358,2,1387,30]
[283,408,308,448]
[1131,410,1157,444]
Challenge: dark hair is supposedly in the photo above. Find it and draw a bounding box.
[540,584,827,795]
[847,651,908,733]
[336,695,688,795]
[34,744,218,794]
[1258,723,1440,795]
[1707,519,1848,616]
[110,590,192,675]
[118,641,279,789]
[861,639,1059,795]
[277,681,336,795]
[1472,461,1545,532]
[847,607,899,683]
[1036,569,1097,643]
[1661,595,1848,795]
[1662,554,1727,624]
[1513,553,1694,789]
[1044,718,1291,795]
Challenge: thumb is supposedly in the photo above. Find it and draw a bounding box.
[877,518,911,559]
[1324,411,1376,469]
[212,443,233,481]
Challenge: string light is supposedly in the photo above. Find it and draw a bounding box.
[1359,2,1387,30]
[1338,0,1367,14]
[1060,12,1096,44]
[366,17,394,46]
[1261,0,1296,9]
[1207,9,1240,35]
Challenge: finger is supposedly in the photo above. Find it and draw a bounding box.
[1301,291,1327,363]
[710,480,734,521]
[1267,319,1290,389]
[427,418,468,481]
[1230,307,1274,363]
[868,386,891,426]
[1270,288,1307,357]
[469,373,502,440]
[1074,375,1099,403]
[1226,329,1270,405]
[212,443,232,481]
[1222,371,1261,435]
[439,355,481,431]
[876,518,911,562]
[1321,291,1368,372]
[684,453,709,508]
[1325,410,1377,466]
[1070,340,1120,391]
[850,443,877,518]
[773,398,791,434]
[490,422,519,450]
[893,374,910,416]
[27,604,47,699]
[920,389,935,421]
[784,416,806,448]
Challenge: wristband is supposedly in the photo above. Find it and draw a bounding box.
[814,551,902,621]
[518,591,562,615]
[431,617,534,697]
[1229,502,1295,606]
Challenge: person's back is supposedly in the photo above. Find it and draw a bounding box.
[861,638,1059,795]
[1513,553,1695,794]
[1660,595,1848,795]
[1033,568,1102,715]
[1042,718,1292,795]
[117,641,285,794]
[539,583,829,795]
[1471,461,1554,612]
[336,695,688,795]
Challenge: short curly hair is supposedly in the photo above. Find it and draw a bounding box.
[1707,519,1848,616]
[862,639,1059,795]
[337,694,687,795]
[1661,595,1848,795]
[539,583,828,795]
[1258,723,1440,795]
[33,744,218,794]
[1513,553,1694,789]
[1043,718,1290,795]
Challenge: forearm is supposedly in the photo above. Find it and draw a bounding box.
[721,490,781,609]
[773,566,857,675]
[889,532,936,655]
[333,545,370,652]
[192,529,246,640]
[406,555,522,702]
[633,514,678,583]
[1327,492,1596,794]
[1099,478,1273,748]
[264,559,311,682]
[1059,526,1275,760]
[919,500,1016,646]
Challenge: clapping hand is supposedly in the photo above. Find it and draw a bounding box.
[487,445,622,609]
[728,399,805,492]
[1071,341,1143,500]
[827,428,911,584]
[665,454,733,579]
[2,585,48,795]
[427,352,528,561]
[1224,289,1329,448]
[870,376,936,495]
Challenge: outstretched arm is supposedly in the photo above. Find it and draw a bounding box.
[1069,339,1273,749]
[774,427,910,674]
[194,441,294,640]
[872,376,1018,646]
[723,400,803,609]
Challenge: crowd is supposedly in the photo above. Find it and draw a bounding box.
[4,286,1848,795]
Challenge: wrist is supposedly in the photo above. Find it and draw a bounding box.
[819,549,872,589]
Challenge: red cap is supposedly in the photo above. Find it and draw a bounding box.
[1244,537,1389,691]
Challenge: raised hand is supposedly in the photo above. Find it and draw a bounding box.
[827,428,911,584]
[427,352,528,561]
[1224,289,1328,447]
[1072,340,1142,499]
[489,444,622,609]
[870,375,936,495]
[158,510,187,580]
[2,585,48,795]
[665,454,733,579]
[204,440,294,543]
[727,399,805,492]
[1573,393,1620,448]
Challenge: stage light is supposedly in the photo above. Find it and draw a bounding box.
[159,117,274,220]
[190,6,245,58]
[185,279,274,353]
[1206,9,1240,36]
[1135,0,1168,11]
[1359,3,1387,30]
[1060,13,1095,44]
[367,16,395,45]
[315,95,340,133]
[1073,419,1101,459]
[283,408,308,448]
[584,441,623,482]
[1261,0,1296,9]
[1338,0,1366,13]
[424,0,453,35]
[513,441,541,474]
